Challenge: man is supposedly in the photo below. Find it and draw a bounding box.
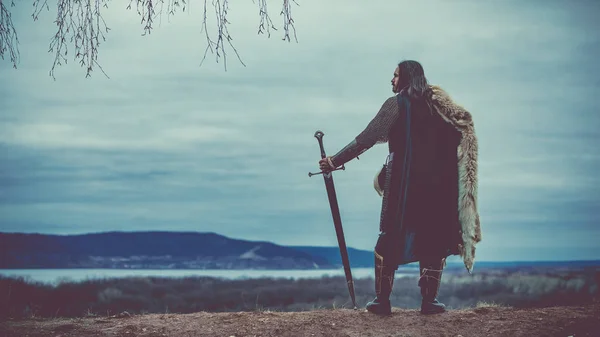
[318,60,481,315]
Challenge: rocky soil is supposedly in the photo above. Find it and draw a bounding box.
[1,303,599,337]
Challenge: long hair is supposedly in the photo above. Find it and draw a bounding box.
[397,60,430,99]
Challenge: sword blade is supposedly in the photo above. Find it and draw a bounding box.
[322,172,357,309]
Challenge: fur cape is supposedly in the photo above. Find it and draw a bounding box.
[373,85,481,273]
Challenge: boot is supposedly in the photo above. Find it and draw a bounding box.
[366,251,395,315]
[419,258,446,315]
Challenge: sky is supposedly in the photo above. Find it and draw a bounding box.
[1,0,599,262]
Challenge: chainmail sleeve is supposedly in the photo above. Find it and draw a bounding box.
[330,96,400,167]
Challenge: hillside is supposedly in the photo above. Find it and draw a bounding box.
[1,304,598,337]
[289,246,375,268]
[0,231,340,269]
[3,231,599,272]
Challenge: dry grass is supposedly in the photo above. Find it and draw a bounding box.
[1,267,598,320]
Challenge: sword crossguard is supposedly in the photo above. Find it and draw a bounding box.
[308,165,345,177]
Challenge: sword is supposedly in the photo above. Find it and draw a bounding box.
[308,130,357,310]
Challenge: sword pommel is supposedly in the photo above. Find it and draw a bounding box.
[314,130,327,159]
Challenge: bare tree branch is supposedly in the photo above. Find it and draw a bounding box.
[32,0,111,79]
[2,0,300,79]
[199,0,245,71]
[256,0,275,38]
[280,0,297,43]
[0,0,20,69]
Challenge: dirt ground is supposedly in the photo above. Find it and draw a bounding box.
[1,303,599,337]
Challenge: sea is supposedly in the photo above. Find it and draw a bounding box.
[3,260,596,286]
[0,268,419,285]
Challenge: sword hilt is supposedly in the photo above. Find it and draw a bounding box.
[308,165,345,177]
[309,130,346,177]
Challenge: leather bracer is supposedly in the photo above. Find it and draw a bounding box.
[331,139,369,168]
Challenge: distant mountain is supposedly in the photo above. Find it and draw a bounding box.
[0,231,349,270]
[4,231,596,271]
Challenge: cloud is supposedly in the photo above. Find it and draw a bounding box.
[0,1,599,260]
[1,122,240,150]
